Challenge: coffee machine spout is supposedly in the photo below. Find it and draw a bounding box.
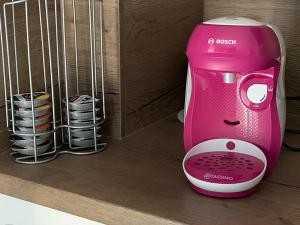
[223,72,236,84]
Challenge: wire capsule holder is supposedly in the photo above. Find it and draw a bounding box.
[0,0,107,164]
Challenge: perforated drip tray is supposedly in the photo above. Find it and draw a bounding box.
[182,139,267,198]
[184,151,265,184]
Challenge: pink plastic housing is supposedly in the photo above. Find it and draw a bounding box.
[184,24,282,174]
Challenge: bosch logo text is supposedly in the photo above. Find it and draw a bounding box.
[208,38,237,45]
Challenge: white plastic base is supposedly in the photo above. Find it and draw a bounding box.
[183,139,267,195]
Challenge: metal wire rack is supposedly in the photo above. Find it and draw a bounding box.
[0,0,107,164]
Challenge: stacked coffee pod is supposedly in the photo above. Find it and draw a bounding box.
[9,92,52,156]
[63,95,104,148]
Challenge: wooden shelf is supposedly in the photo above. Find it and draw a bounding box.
[0,114,299,225]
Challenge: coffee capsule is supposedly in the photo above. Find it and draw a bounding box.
[14,104,51,118]
[63,95,100,111]
[15,124,50,134]
[68,135,102,148]
[15,113,51,127]
[13,92,50,108]
[10,134,49,147]
[12,140,51,156]
[64,107,102,120]
[64,116,102,127]
[65,126,102,138]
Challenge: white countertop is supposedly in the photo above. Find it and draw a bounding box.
[0,194,104,225]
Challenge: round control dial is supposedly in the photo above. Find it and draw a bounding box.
[240,76,274,110]
[246,84,268,104]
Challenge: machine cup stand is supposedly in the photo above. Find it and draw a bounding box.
[182,139,267,198]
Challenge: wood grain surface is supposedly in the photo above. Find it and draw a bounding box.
[120,0,203,136]
[204,0,300,97]
[0,114,299,225]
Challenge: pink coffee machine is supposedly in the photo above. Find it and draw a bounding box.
[182,17,286,198]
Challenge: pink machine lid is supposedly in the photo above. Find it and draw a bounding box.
[186,23,281,72]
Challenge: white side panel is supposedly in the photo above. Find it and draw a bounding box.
[268,24,286,143]
[0,194,104,225]
[184,65,192,123]
[177,109,184,123]
[182,139,267,193]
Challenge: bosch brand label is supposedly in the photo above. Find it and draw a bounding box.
[204,173,234,181]
[208,38,237,45]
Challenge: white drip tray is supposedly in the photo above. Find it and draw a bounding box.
[0,194,105,225]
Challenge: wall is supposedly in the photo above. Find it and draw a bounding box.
[120,0,203,136]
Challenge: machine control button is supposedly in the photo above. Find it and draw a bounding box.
[246,84,268,104]
[226,141,236,150]
[240,72,274,110]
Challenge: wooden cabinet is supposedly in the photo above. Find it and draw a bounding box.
[0,0,299,139]
[63,0,203,138]
[119,0,203,136]
[0,1,299,224]
[61,0,202,138]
